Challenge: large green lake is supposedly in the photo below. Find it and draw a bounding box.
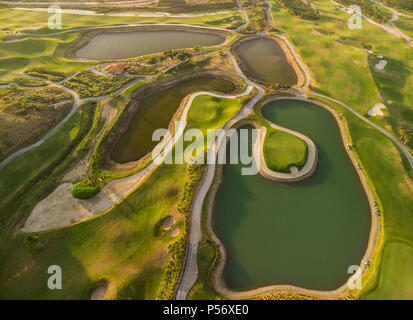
[111,76,235,163]
[234,38,298,85]
[76,29,226,60]
[213,99,370,291]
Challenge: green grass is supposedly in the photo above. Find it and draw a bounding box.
[263,129,308,173]
[0,105,94,213]
[394,16,413,40]
[0,161,187,299]
[187,94,243,130]
[269,0,413,299]
[187,240,222,300]
[364,241,413,299]
[0,8,242,34]
[0,8,243,79]
[62,70,133,98]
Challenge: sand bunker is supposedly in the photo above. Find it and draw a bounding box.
[367,103,386,116]
[170,227,180,238]
[375,59,388,70]
[162,216,175,231]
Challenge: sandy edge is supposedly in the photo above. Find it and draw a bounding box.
[231,35,306,88]
[65,24,233,62]
[206,96,380,300]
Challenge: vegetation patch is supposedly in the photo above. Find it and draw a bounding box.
[157,164,205,299]
[62,70,133,98]
[275,0,320,20]
[71,179,102,199]
[334,0,392,23]
[263,129,308,173]
[380,0,413,13]
[0,86,73,161]
[26,69,69,82]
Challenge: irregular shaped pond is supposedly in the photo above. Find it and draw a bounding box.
[76,29,226,60]
[111,76,235,163]
[233,38,297,85]
[213,100,370,291]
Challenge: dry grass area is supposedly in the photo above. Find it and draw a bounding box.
[0,86,73,161]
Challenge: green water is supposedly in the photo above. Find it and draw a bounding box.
[111,77,235,163]
[76,29,225,60]
[213,100,370,291]
[234,38,298,85]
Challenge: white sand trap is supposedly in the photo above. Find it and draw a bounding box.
[375,59,388,70]
[367,103,386,116]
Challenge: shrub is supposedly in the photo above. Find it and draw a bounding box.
[71,179,101,199]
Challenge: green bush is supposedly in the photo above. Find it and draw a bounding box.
[71,180,101,199]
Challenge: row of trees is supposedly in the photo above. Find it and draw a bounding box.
[276,0,320,20]
[381,0,413,13]
[335,0,392,23]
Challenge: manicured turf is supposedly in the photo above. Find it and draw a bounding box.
[0,8,243,34]
[0,8,242,79]
[263,130,308,173]
[365,241,413,300]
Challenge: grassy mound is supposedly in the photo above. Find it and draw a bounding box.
[263,130,308,173]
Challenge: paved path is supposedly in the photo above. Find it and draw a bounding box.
[369,0,413,19]
[311,92,413,169]
[0,48,218,172]
[22,71,254,232]
[0,81,80,170]
[175,51,264,300]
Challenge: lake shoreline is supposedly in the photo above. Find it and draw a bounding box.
[206,96,379,300]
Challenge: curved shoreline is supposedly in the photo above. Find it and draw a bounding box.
[102,72,241,172]
[67,24,233,61]
[21,70,253,233]
[207,96,379,300]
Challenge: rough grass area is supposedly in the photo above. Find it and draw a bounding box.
[270,0,413,299]
[0,86,73,161]
[275,0,320,20]
[0,162,187,300]
[0,103,95,234]
[333,0,392,23]
[26,69,69,82]
[263,130,308,173]
[62,71,133,98]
